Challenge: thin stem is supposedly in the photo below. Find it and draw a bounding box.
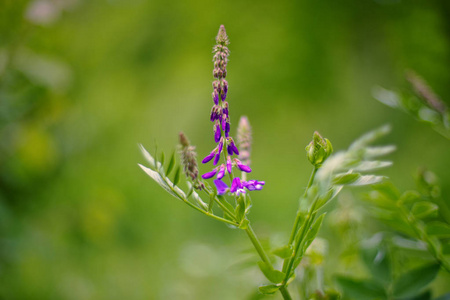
[245,224,271,264]
[245,225,293,300]
[279,286,293,300]
[287,167,318,245]
[202,189,236,220]
[282,196,319,286]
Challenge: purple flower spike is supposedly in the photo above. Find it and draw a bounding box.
[226,156,232,173]
[202,151,215,164]
[236,159,252,173]
[202,169,217,179]
[214,179,229,195]
[214,123,221,143]
[217,164,225,179]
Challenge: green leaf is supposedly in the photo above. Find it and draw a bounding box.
[372,182,400,201]
[272,245,293,259]
[399,190,421,205]
[139,144,157,169]
[361,246,391,285]
[336,276,386,299]
[138,164,179,200]
[365,145,396,158]
[426,221,450,238]
[173,166,181,186]
[349,125,391,151]
[348,175,385,186]
[258,284,280,295]
[392,263,440,298]
[302,213,326,254]
[353,160,392,172]
[187,183,207,210]
[333,173,361,185]
[411,201,438,219]
[166,151,176,175]
[257,261,285,284]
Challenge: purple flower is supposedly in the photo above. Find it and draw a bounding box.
[214,123,221,143]
[221,115,226,131]
[202,169,217,179]
[202,151,215,164]
[243,180,265,191]
[235,159,251,173]
[227,139,239,156]
[217,164,225,179]
[230,177,246,196]
[226,156,232,173]
[214,179,229,195]
[213,140,223,166]
[212,90,219,105]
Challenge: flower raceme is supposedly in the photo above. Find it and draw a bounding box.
[201,25,264,196]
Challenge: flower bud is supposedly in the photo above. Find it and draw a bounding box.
[305,131,333,167]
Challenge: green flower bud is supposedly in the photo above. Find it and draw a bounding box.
[305,131,333,168]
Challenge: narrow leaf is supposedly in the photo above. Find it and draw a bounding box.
[257,261,285,284]
[348,175,385,186]
[393,263,440,298]
[333,173,361,185]
[302,213,326,253]
[166,151,176,175]
[138,164,180,200]
[173,166,181,186]
[399,190,421,205]
[353,160,392,172]
[160,152,165,166]
[272,245,293,259]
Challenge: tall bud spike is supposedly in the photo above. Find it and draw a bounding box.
[179,132,204,190]
[237,115,252,166]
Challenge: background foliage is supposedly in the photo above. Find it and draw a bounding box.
[1,0,449,299]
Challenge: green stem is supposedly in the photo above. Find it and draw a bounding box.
[245,225,293,300]
[279,286,293,300]
[282,196,319,285]
[287,167,318,245]
[245,224,271,264]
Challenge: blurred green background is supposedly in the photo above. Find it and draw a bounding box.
[1,0,449,299]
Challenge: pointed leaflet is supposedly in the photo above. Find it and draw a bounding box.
[258,284,281,295]
[166,151,176,175]
[173,166,181,186]
[336,276,386,299]
[257,261,285,284]
[411,201,438,219]
[138,164,179,200]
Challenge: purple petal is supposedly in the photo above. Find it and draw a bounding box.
[213,152,221,165]
[237,162,251,173]
[214,179,229,195]
[227,144,233,155]
[217,164,225,179]
[202,151,215,164]
[212,90,219,105]
[221,116,226,131]
[202,169,217,179]
[230,177,242,193]
[217,140,223,154]
[214,124,221,143]
[226,157,232,173]
[225,122,230,135]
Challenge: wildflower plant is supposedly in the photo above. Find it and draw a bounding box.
[139,25,395,299]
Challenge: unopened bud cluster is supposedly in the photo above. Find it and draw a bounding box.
[237,116,252,166]
[179,132,204,190]
[306,131,333,168]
